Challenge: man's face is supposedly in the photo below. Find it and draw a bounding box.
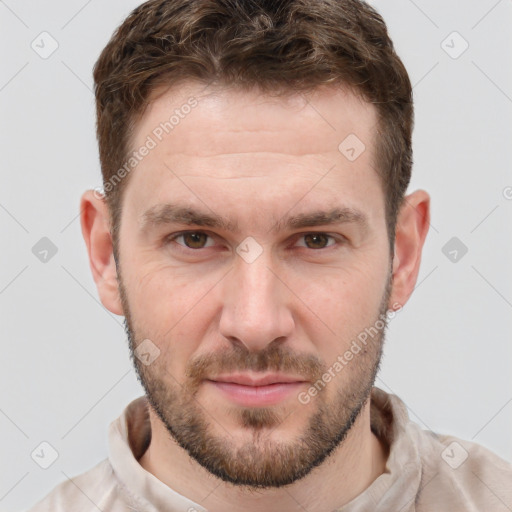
[116,82,393,487]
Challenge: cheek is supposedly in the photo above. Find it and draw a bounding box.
[124,263,219,368]
[300,260,387,357]
[127,261,203,320]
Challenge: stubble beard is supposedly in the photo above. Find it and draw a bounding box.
[118,268,391,489]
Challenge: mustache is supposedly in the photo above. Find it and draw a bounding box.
[185,342,327,388]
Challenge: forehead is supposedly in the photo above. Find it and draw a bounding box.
[123,81,383,226]
[134,81,377,159]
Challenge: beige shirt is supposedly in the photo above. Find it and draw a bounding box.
[28,387,512,511]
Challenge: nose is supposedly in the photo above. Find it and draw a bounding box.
[218,251,295,352]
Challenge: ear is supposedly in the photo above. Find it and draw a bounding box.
[388,189,431,311]
[80,189,124,316]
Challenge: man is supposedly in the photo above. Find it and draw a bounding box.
[29,0,512,510]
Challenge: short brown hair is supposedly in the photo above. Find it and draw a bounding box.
[93,0,413,252]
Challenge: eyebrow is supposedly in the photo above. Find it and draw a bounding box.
[140,203,369,234]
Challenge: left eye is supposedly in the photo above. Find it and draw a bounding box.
[296,233,337,250]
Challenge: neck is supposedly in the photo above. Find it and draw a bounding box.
[139,398,388,512]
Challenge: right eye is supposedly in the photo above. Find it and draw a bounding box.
[165,231,216,250]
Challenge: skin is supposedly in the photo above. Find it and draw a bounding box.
[80,81,430,512]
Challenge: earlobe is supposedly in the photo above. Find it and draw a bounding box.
[80,190,124,316]
[388,189,431,310]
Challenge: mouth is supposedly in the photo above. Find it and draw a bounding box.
[204,373,308,407]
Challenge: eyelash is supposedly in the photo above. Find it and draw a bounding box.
[165,231,344,253]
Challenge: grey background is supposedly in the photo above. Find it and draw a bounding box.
[1,0,511,510]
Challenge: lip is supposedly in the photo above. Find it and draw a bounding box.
[208,372,307,386]
[205,373,308,407]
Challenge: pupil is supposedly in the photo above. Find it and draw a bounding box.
[305,234,327,249]
[185,233,206,248]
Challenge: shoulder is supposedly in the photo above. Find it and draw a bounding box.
[412,425,512,511]
[27,459,122,512]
